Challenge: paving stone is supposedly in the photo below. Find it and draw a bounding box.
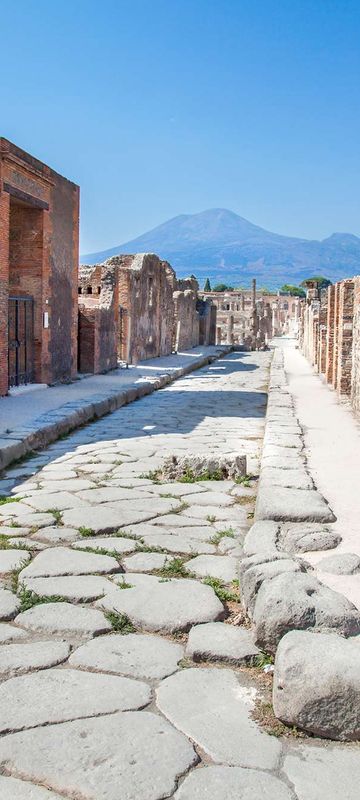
[0,512,56,528]
[0,549,30,575]
[0,668,151,733]
[0,588,21,620]
[142,482,208,497]
[283,745,360,800]
[180,491,235,507]
[61,505,157,532]
[253,572,360,653]
[0,775,64,800]
[15,602,112,638]
[20,547,120,578]
[38,478,96,492]
[35,526,79,543]
[19,575,115,602]
[97,578,224,633]
[261,466,313,490]
[74,486,152,503]
[273,630,360,740]
[22,491,89,512]
[256,486,336,523]
[113,572,174,589]
[72,536,138,555]
[156,667,281,769]
[123,552,168,572]
[186,622,260,665]
[0,526,31,537]
[187,554,238,582]
[185,504,248,523]
[317,552,360,575]
[0,623,27,643]
[134,531,217,555]
[175,766,294,800]
[0,711,198,800]
[8,537,46,551]
[70,631,184,679]
[0,640,70,678]
[150,513,210,527]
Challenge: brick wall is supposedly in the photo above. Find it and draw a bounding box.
[78,262,119,373]
[301,275,360,416]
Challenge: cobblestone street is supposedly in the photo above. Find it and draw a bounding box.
[0,350,360,799]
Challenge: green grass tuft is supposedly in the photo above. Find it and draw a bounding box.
[18,588,67,613]
[202,575,240,603]
[104,611,136,633]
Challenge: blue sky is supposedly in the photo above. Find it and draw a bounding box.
[1,0,359,253]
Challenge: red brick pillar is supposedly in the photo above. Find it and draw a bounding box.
[325,285,335,384]
[332,283,340,389]
[0,190,10,396]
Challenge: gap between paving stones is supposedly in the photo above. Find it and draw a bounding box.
[0,346,232,472]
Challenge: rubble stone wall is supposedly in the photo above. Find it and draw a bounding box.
[78,262,119,374]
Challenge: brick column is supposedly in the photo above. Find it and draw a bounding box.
[337,279,354,397]
[0,190,10,395]
[325,285,335,384]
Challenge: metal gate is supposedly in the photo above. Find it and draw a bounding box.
[8,296,34,388]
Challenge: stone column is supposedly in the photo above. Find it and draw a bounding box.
[226,314,234,345]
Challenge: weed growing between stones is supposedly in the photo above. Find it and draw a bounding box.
[234,474,254,487]
[105,611,136,633]
[140,470,161,483]
[202,576,240,603]
[234,495,256,506]
[116,578,134,589]
[254,653,274,669]
[46,509,62,525]
[135,542,164,554]
[0,495,23,505]
[252,699,305,739]
[79,527,96,537]
[177,468,225,483]
[157,557,191,579]
[206,514,217,524]
[7,559,31,593]
[115,529,142,541]
[18,588,67,613]
[0,536,36,552]
[208,529,235,545]
[173,501,190,514]
[74,544,123,562]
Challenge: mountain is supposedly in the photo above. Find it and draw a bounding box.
[81,208,360,289]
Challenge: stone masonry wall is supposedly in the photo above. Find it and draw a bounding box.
[300,275,360,416]
[78,263,119,373]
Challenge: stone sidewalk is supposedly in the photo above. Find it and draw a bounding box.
[0,351,359,799]
[0,345,229,471]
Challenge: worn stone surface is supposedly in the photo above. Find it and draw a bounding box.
[70,632,184,679]
[0,668,151,733]
[19,575,114,602]
[0,641,70,678]
[273,630,360,740]
[186,622,260,665]
[242,558,304,616]
[35,526,79,543]
[161,453,247,481]
[283,745,360,800]
[0,549,30,575]
[256,486,336,523]
[73,536,138,555]
[253,572,360,652]
[61,505,154,532]
[0,623,27,643]
[317,553,360,575]
[187,554,238,582]
[175,766,294,800]
[282,524,342,554]
[243,520,280,556]
[123,552,168,572]
[97,579,224,632]
[15,602,111,638]
[0,775,64,800]
[0,588,20,620]
[0,712,198,800]
[156,667,281,769]
[20,547,120,578]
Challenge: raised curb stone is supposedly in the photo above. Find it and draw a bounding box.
[70,632,184,679]
[273,630,360,740]
[256,486,336,523]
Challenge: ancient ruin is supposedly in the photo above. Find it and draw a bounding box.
[0,138,79,396]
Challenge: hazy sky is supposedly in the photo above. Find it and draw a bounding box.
[1,0,359,253]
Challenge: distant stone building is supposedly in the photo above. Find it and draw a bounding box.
[78,254,217,372]
[199,283,300,348]
[0,138,79,395]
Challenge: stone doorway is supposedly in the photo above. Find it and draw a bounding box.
[8,196,44,385]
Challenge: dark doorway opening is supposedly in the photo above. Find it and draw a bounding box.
[8,296,34,387]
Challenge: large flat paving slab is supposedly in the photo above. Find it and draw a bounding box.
[70,632,184,679]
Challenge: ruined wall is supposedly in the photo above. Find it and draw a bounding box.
[108,253,175,364]
[78,263,118,374]
[300,276,360,416]
[173,289,199,351]
[0,137,79,394]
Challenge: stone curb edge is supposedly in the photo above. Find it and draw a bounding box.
[0,347,232,472]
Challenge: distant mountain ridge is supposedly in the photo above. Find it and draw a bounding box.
[81,208,360,289]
